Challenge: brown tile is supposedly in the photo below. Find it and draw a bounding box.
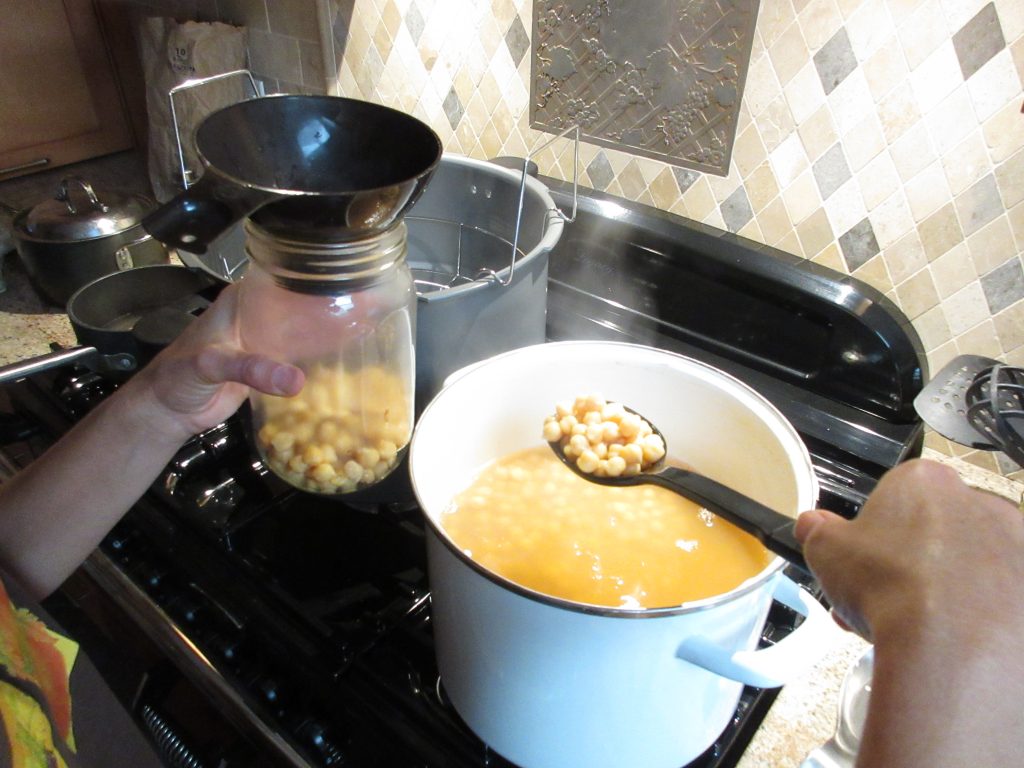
[617,160,647,201]
[299,38,326,91]
[895,267,940,318]
[960,448,1000,474]
[217,0,270,31]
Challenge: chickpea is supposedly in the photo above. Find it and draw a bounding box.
[543,394,664,478]
[254,362,411,495]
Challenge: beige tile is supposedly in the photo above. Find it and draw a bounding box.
[913,303,951,352]
[955,318,1002,359]
[923,428,954,454]
[742,51,784,118]
[896,0,947,69]
[758,0,800,49]
[904,161,952,222]
[745,161,782,212]
[649,167,681,211]
[797,105,839,162]
[944,281,990,335]
[959,448,1000,474]
[894,266,941,318]
[942,129,993,197]
[757,95,798,153]
[798,0,844,50]
[919,203,965,261]
[842,113,886,171]
[995,147,1024,209]
[1002,0,1024,45]
[812,241,847,271]
[885,0,927,26]
[769,18,811,86]
[827,71,875,136]
[853,252,894,293]
[862,35,909,101]
[967,50,1023,122]
[769,132,809,187]
[924,86,978,157]
[776,227,805,256]
[884,228,929,284]
[737,217,766,242]
[967,215,1019,275]
[795,206,835,256]
[1008,200,1024,249]
[732,124,769,179]
[869,189,914,248]
[682,177,717,221]
[756,195,795,245]
[858,150,901,210]
[889,121,937,182]
[844,0,894,62]
[877,81,922,143]
[784,62,826,125]
[993,299,1024,356]
[824,177,868,236]
[702,206,728,231]
[1012,36,1024,85]
[909,40,961,113]
[982,97,1024,164]
[781,170,821,225]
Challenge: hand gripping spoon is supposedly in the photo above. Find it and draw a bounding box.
[545,404,809,574]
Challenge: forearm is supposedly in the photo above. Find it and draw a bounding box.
[857,612,1024,767]
[0,376,191,598]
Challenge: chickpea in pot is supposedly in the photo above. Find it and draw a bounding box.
[543,394,666,478]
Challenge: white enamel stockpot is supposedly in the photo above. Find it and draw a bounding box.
[409,341,832,768]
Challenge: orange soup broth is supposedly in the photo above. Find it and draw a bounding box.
[440,446,775,609]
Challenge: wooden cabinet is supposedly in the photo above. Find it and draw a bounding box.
[0,0,134,180]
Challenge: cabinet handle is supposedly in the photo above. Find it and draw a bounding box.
[0,158,50,176]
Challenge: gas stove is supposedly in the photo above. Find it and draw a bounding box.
[1,176,925,767]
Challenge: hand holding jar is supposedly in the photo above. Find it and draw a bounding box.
[238,220,416,495]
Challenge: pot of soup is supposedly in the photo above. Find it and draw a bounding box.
[408,340,832,768]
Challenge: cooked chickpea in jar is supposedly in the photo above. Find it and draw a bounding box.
[254,363,411,495]
[441,446,774,608]
[543,394,666,477]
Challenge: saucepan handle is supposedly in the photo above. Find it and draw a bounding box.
[0,347,136,385]
[675,575,834,688]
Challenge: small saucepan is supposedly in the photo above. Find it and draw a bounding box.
[142,95,443,255]
[0,265,221,385]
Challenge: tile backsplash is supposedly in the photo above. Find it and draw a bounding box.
[126,0,1024,479]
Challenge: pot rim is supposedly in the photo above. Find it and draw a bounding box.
[413,153,564,304]
[412,340,820,619]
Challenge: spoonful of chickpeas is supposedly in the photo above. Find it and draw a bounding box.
[543,395,808,572]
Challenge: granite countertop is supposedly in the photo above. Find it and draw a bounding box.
[1,245,1021,766]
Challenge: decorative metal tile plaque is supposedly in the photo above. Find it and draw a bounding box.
[531,0,760,176]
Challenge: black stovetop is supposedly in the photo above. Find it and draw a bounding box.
[6,177,926,768]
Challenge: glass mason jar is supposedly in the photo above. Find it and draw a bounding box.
[238,219,416,495]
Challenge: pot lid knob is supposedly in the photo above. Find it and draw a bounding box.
[22,176,151,241]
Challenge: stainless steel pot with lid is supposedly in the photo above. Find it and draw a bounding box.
[2,176,172,305]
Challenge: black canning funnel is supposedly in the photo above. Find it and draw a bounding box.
[143,95,443,254]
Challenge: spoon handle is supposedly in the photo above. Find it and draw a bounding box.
[651,467,809,573]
